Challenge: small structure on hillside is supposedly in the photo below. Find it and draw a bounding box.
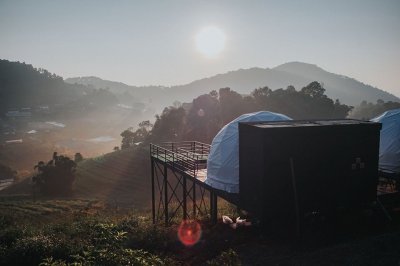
[150,116,383,237]
[205,111,291,193]
[239,119,381,234]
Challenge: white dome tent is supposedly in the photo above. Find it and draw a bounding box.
[371,108,400,174]
[205,111,292,193]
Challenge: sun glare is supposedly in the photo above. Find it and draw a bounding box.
[195,26,226,58]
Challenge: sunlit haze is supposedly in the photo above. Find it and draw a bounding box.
[0,0,399,96]
[195,27,226,58]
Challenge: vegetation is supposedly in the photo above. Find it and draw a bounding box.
[206,249,241,266]
[0,59,80,114]
[0,59,123,120]
[32,153,77,196]
[0,199,172,266]
[1,198,400,265]
[73,147,150,207]
[123,81,353,146]
[0,163,17,180]
[349,99,400,119]
[121,121,153,150]
[74,153,84,163]
[2,60,399,265]
[66,62,400,108]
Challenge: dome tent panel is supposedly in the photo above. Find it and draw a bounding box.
[371,108,400,174]
[205,111,292,193]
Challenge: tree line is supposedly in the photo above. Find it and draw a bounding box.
[349,99,400,120]
[121,81,353,146]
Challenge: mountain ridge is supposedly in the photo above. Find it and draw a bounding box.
[66,62,399,107]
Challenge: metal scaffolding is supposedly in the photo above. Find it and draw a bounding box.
[150,141,218,225]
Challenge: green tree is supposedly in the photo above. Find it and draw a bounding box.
[0,163,17,180]
[74,152,83,163]
[150,107,186,142]
[349,99,400,119]
[32,152,77,195]
[120,127,135,150]
[219,87,249,124]
[120,120,154,149]
[252,86,271,110]
[185,93,221,143]
[300,81,326,98]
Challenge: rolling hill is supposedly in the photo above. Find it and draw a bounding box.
[0,147,152,209]
[0,59,85,114]
[66,62,399,108]
[74,147,150,208]
[0,60,151,172]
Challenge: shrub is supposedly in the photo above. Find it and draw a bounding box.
[32,152,77,195]
[207,249,242,266]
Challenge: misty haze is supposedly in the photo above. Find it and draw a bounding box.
[0,1,400,265]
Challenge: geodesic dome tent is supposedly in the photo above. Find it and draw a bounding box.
[205,111,292,193]
[370,108,400,174]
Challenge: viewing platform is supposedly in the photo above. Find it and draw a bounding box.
[150,141,238,225]
[150,141,209,181]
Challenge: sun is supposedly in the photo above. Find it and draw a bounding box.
[195,26,226,58]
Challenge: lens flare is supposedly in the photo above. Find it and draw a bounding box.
[177,220,202,246]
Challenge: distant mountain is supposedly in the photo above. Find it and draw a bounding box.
[65,76,165,104]
[274,62,399,106]
[66,76,139,94]
[0,60,131,118]
[0,59,85,113]
[67,62,399,107]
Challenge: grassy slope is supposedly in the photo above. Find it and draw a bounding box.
[1,198,400,265]
[2,147,400,265]
[1,146,152,209]
[73,146,151,209]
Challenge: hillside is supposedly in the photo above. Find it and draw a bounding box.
[0,60,86,114]
[65,76,164,109]
[274,62,399,106]
[67,62,400,107]
[1,147,151,209]
[0,60,152,172]
[74,147,151,208]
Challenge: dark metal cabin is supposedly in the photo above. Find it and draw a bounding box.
[239,119,381,231]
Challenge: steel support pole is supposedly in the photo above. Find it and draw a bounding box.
[183,175,187,220]
[210,191,218,224]
[151,158,155,224]
[193,181,196,218]
[164,164,168,226]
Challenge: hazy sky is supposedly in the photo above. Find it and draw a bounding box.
[1,0,399,96]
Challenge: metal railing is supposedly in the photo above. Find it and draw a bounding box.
[150,141,210,178]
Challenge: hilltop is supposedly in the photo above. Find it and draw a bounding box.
[67,62,399,107]
[274,62,399,106]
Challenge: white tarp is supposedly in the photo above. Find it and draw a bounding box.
[205,111,292,193]
[371,108,400,174]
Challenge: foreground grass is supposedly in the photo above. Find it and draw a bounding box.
[1,197,400,265]
[0,197,242,266]
[0,198,177,265]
